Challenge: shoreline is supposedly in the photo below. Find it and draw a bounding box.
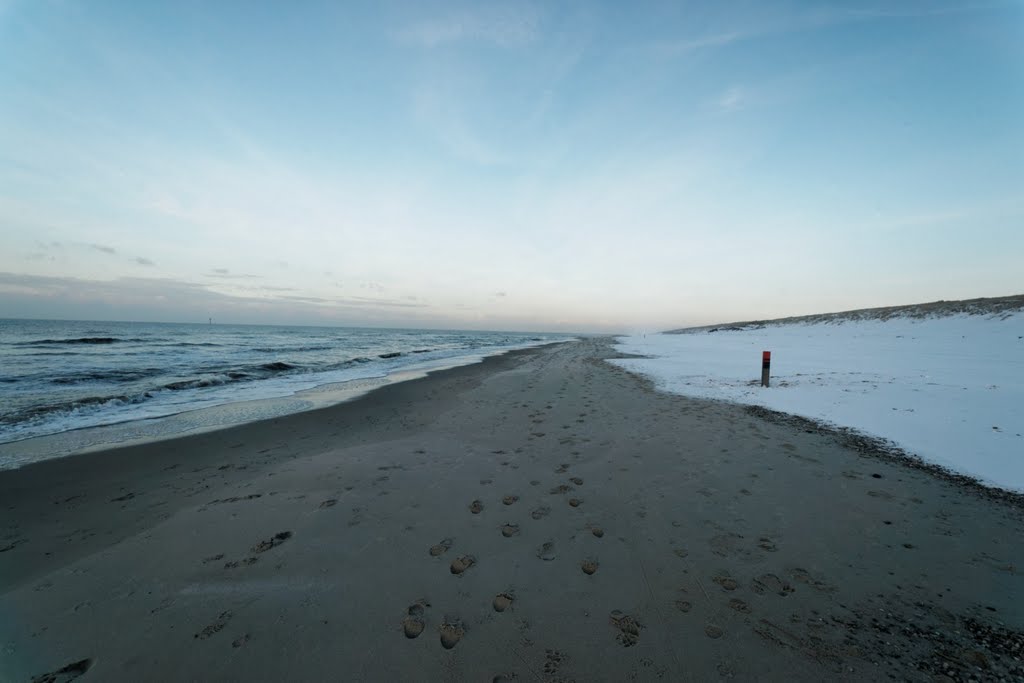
[0,341,564,590]
[3,338,1021,681]
[0,340,572,471]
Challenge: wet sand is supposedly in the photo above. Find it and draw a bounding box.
[2,338,1022,681]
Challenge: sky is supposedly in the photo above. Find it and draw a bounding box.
[0,1,1021,332]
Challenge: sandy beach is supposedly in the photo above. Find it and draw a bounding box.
[2,338,1021,681]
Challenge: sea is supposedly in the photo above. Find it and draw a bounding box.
[0,319,572,469]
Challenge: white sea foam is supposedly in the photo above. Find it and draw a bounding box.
[0,319,572,468]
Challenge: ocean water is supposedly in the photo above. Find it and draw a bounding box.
[0,319,569,464]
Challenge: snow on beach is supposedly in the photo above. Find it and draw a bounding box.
[610,310,1024,491]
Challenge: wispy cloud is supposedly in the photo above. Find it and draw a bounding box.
[206,269,262,279]
[0,272,429,322]
[655,31,744,56]
[89,243,116,255]
[412,83,508,166]
[135,256,155,266]
[714,86,746,113]
[655,2,1010,57]
[396,3,541,48]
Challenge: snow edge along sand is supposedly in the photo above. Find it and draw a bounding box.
[609,311,1024,498]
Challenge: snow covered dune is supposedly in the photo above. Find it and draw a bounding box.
[611,309,1024,491]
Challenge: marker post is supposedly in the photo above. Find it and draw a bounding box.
[761,351,771,388]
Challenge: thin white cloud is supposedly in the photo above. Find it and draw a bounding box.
[206,270,262,280]
[0,272,429,320]
[412,83,508,166]
[395,3,541,48]
[714,86,745,113]
[655,31,745,56]
[655,2,1011,57]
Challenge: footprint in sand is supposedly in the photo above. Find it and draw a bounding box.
[493,592,514,612]
[675,600,692,613]
[712,574,739,591]
[251,531,292,554]
[402,601,429,638]
[568,498,582,508]
[439,620,465,649]
[550,484,572,495]
[554,464,569,473]
[751,573,794,597]
[709,532,744,558]
[531,506,550,520]
[429,539,453,556]
[29,658,94,683]
[609,610,642,647]
[318,499,338,509]
[704,624,724,639]
[536,542,557,561]
[502,495,519,505]
[581,559,599,575]
[757,537,778,552]
[591,527,604,538]
[450,555,476,575]
[728,598,751,614]
[788,567,834,592]
[543,649,565,674]
[501,524,520,538]
[569,477,583,486]
[470,500,484,514]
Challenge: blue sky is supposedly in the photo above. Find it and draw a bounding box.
[1,1,1021,332]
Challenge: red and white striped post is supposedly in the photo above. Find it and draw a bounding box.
[761,351,771,387]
